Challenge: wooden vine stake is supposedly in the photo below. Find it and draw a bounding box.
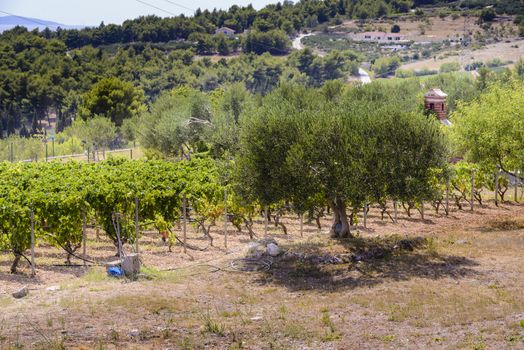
[446,177,450,215]
[470,169,475,211]
[393,201,398,223]
[515,170,519,203]
[183,194,187,254]
[82,208,87,267]
[30,208,35,277]
[363,204,368,228]
[224,188,228,250]
[299,213,304,237]
[494,165,499,206]
[135,197,139,255]
[264,206,269,237]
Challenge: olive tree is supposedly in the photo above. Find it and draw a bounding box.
[451,80,524,180]
[236,83,447,238]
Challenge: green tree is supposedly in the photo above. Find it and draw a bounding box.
[236,83,447,238]
[451,79,524,179]
[79,77,145,126]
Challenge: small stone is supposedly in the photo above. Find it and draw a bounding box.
[455,239,469,245]
[129,329,140,337]
[250,316,263,321]
[246,242,265,258]
[12,286,28,299]
[266,243,281,257]
[46,285,60,292]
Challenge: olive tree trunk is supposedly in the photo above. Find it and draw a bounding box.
[329,198,351,238]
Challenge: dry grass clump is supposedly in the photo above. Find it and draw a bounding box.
[485,218,524,231]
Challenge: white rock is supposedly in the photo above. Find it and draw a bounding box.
[267,243,281,257]
[46,285,60,291]
[246,242,265,258]
[129,329,140,337]
[250,316,263,321]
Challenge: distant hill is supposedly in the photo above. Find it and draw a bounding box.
[0,16,85,32]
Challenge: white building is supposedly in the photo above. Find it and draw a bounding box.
[215,27,235,37]
[350,31,409,43]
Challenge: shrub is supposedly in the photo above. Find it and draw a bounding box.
[440,62,460,73]
[391,24,401,33]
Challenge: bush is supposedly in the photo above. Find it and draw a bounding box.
[440,62,460,73]
[395,69,415,78]
[479,8,496,23]
[391,24,401,33]
[414,68,438,76]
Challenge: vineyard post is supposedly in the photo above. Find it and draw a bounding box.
[82,209,87,267]
[470,169,475,211]
[30,208,35,277]
[115,214,124,261]
[393,201,398,223]
[10,142,13,162]
[135,197,139,255]
[45,142,48,162]
[494,165,499,206]
[264,206,269,236]
[87,147,90,162]
[420,201,424,220]
[363,204,368,228]
[52,137,55,157]
[299,213,303,237]
[515,170,519,203]
[183,194,187,254]
[446,177,450,215]
[130,149,133,160]
[223,188,227,250]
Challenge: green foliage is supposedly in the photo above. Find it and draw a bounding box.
[243,30,290,55]
[0,158,227,269]
[79,77,145,126]
[372,56,401,76]
[451,80,524,173]
[236,82,448,237]
[391,24,401,33]
[440,62,461,73]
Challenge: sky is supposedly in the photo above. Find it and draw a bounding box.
[1,0,278,26]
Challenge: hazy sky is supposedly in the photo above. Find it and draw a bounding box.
[1,0,278,26]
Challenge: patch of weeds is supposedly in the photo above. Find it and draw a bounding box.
[33,338,66,350]
[0,296,13,308]
[381,335,395,342]
[505,334,522,343]
[319,309,341,342]
[520,320,524,328]
[486,218,524,231]
[220,310,240,318]
[433,336,446,342]
[230,332,244,349]
[83,267,111,282]
[177,337,195,350]
[425,236,439,257]
[283,321,306,339]
[109,328,119,342]
[387,304,407,322]
[202,314,225,337]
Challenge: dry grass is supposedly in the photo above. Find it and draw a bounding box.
[1,202,524,349]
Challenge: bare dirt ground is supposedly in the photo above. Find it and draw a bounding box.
[401,39,524,71]
[1,197,524,349]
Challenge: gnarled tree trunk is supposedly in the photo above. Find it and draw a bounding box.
[329,198,351,238]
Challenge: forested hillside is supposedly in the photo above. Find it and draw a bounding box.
[1,0,523,140]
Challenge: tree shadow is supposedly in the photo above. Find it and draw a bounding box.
[253,235,480,292]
